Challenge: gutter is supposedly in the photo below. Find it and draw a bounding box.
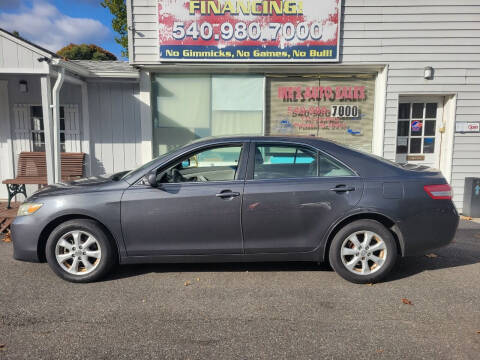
[51,60,65,183]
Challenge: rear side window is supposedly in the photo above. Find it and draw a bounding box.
[254,145,317,180]
[318,153,356,177]
[253,144,356,180]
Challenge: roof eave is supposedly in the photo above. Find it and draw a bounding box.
[87,71,139,79]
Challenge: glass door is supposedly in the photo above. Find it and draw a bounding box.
[395,97,444,169]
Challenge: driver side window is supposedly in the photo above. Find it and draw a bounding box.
[157,145,243,184]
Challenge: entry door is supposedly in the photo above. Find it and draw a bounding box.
[242,143,363,254]
[121,144,247,256]
[395,98,444,169]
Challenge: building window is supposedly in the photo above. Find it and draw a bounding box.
[266,75,376,153]
[151,74,264,156]
[396,102,437,155]
[30,105,66,152]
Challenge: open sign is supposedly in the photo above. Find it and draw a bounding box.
[468,123,480,132]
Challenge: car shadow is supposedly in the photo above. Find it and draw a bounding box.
[388,222,480,281]
[103,221,480,283]
[105,261,332,282]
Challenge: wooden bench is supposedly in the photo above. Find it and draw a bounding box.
[2,152,85,209]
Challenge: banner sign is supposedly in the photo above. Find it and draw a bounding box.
[267,76,376,153]
[158,0,341,62]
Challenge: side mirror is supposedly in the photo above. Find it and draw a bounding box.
[147,173,158,188]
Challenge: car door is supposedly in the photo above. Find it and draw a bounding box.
[242,142,364,254]
[121,143,248,256]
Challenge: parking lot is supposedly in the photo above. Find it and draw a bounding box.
[0,220,479,360]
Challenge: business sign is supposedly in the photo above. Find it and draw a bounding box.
[456,122,480,133]
[267,76,376,153]
[158,0,341,62]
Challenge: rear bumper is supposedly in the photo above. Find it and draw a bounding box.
[399,202,459,256]
[11,215,44,262]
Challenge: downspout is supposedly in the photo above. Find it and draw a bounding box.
[51,65,64,183]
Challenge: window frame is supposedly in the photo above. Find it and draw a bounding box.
[246,141,358,181]
[30,105,66,152]
[396,101,439,156]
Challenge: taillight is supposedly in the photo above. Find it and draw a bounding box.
[423,184,453,200]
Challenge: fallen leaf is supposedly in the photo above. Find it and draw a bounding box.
[0,344,5,350]
[461,216,473,221]
[477,330,480,334]
[184,281,192,287]
[402,298,413,305]
[2,231,11,243]
[425,253,438,258]
[376,349,384,353]
[196,278,200,282]
[367,283,374,286]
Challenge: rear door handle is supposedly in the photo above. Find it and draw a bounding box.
[330,185,356,193]
[216,191,241,199]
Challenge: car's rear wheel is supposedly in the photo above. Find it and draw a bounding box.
[328,219,398,284]
[45,219,116,283]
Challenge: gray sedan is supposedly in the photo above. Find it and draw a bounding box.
[11,136,459,283]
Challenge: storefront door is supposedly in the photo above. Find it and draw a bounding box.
[395,97,445,169]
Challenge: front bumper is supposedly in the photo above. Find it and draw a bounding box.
[11,214,45,262]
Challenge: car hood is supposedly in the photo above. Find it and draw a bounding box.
[28,173,129,200]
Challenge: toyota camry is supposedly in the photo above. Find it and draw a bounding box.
[12,136,459,283]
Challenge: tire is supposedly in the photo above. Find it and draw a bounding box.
[45,219,116,283]
[328,219,398,284]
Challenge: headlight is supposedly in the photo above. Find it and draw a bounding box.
[17,203,43,216]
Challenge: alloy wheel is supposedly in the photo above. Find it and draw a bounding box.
[340,231,387,276]
[55,230,102,275]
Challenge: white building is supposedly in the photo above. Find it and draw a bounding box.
[0,28,141,199]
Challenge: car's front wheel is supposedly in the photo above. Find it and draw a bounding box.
[328,219,398,284]
[45,219,116,283]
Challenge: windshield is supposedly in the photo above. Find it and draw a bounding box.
[120,149,178,181]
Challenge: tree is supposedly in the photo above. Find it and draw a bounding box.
[101,0,128,58]
[11,30,26,41]
[56,44,117,61]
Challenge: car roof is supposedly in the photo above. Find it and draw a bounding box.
[189,134,339,147]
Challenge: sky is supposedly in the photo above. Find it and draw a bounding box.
[0,0,125,59]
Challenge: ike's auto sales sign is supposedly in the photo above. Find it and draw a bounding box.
[158,0,341,62]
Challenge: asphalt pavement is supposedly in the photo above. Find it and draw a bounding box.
[1,220,479,359]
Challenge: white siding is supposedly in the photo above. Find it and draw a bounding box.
[0,33,49,73]
[129,0,480,212]
[63,104,81,153]
[88,82,142,175]
[129,0,159,63]
[340,0,480,212]
[12,105,31,157]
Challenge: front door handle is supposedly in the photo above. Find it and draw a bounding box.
[216,191,241,199]
[330,185,356,193]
